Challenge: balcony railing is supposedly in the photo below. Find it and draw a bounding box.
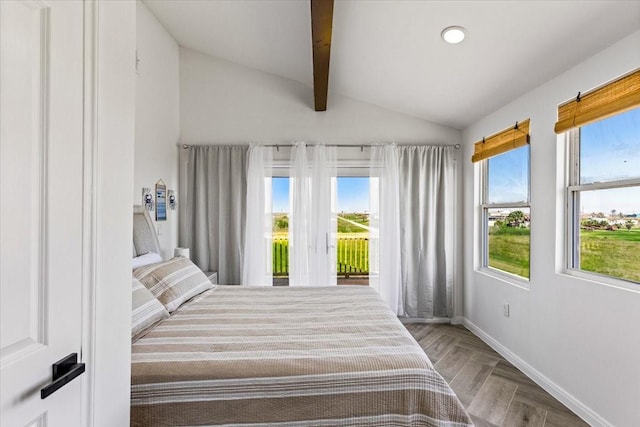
[273,236,369,277]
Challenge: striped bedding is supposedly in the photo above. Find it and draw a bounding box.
[131,285,472,426]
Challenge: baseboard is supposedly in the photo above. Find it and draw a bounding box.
[450,316,464,325]
[462,318,611,427]
[398,317,451,324]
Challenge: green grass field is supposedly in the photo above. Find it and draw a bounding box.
[488,227,530,278]
[489,227,640,282]
[579,229,640,282]
[339,213,369,226]
[337,217,368,233]
[273,214,369,233]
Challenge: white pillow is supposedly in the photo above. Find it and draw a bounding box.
[131,277,169,341]
[133,257,213,313]
[132,252,163,269]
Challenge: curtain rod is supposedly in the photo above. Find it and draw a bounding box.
[181,143,461,150]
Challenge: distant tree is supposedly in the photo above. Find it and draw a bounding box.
[625,220,634,231]
[595,212,605,218]
[275,216,289,230]
[611,209,617,219]
[494,220,504,228]
[506,210,525,227]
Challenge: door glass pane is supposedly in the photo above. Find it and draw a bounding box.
[272,177,289,284]
[487,145,529,204]
[487,207,530,279]
[576,186,640,283]
[337,177,369,285]
[580,107,640,184]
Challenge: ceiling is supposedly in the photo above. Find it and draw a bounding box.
[143,0,640,130]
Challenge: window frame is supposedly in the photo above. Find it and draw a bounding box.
[565,127,640,286]
[479,145,532,283]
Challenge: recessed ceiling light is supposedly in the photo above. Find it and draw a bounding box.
[441,26,466,44]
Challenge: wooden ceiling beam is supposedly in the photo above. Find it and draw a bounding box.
[310,0,334,111]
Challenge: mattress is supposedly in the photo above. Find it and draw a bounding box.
[131,285,472,426]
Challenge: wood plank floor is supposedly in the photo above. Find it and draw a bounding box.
[404,323,589,427]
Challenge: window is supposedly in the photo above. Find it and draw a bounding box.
[481,145,531,279]
[566,107,640,284]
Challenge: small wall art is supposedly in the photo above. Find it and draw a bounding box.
[142,188,154,211]
[168,190,176,210]
[155,180,167,221]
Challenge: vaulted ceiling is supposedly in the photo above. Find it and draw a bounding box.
[143,0,640,129]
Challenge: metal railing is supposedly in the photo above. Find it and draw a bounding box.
[272,236,369,277]
[273,236,289,277]
[337,237,369,276]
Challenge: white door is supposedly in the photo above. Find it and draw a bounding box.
[1,1,86,426]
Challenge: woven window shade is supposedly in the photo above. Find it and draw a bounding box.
[471,119,530,163]
[555,69,640,134]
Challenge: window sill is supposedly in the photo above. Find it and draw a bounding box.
[476,267,530,291]
[562,269,640,294]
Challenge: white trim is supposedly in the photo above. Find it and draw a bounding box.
[562,269,640,293]
[476,267,530,290]
[481,202,530,209]
[398,317,451,324]
[462,318,613,427]
[568,177,640,192]
[80,1,98,425]
[450,316,464,325]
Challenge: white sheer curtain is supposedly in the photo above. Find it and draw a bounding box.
[289,143,337,286]
[397,146,455,318]
[309,145,337,286]
[369,145,403,315]
[242,145,273,286]
[289,143,310,285]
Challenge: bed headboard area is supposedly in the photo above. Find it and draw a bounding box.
[133,205,161,257]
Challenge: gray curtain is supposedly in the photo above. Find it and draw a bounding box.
[397,146,455,318]
[179,145,248,284]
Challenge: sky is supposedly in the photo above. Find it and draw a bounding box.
[272,177,289,213]
[489,107,639,215]
[487,145,529,204]
[272,177,369,213]
[579,108,639,215]
[337,177,369,212]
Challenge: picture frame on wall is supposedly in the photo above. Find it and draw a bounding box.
[156,180,167,221]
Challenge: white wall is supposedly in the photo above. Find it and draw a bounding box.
[180,47,460,146]
[134,1,180,259]
[462,31,640,426]
[92,1,136,426]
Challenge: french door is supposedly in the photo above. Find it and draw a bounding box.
[272,172,371,285]
[288,144,337,286]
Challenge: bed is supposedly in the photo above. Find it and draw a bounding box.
[130,207,472,426]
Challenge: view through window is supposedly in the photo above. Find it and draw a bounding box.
[271,177,370,284]
[482,145,531,279]
[569,107,640,283]
[336,177,369,283]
